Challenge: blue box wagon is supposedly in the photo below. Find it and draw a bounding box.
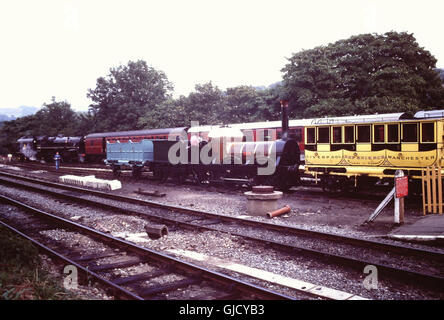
[105,139,154,177]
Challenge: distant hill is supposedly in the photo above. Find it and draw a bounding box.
[0,114,15,122]
[435,68,444,83]
[0,105,39,120]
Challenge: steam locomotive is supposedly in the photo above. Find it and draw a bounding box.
[17,135,85,162]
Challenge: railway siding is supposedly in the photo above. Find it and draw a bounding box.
[0,169,443,299]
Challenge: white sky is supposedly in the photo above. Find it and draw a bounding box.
[1,0,443,112]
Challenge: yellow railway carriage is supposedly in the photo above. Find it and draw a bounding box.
[303,110,444,192]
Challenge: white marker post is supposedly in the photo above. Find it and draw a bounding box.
[394,170,407,224]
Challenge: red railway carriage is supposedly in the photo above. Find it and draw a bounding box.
[188,119,312,162]
[84,127,187,162]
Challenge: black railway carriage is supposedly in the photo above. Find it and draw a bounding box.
[304,110,444,192]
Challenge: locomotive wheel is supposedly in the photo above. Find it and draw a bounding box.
[192,168,211,186]
[278,176,293,192]
[172,167,185,184]
[275,174,293,192]
[132,166,142,179]
[153,166,169,183]
[160,168,169,183]
[253,175,267,186]
[264,166,294,192]
[173,174,184,184]
[263,172,289,192]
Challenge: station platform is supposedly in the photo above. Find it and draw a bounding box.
[388,214,444,242]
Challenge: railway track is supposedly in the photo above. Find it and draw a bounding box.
[3,162,113,178]
[0,162,402,205]
[0,170,443,297]
[0,195,294,300]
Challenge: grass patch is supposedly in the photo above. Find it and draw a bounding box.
[0,225,79,300]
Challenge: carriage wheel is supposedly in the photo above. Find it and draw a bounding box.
[112,166,121,178]
[192,168,210,186]
[321,176,346,195]
[132,166,142,179]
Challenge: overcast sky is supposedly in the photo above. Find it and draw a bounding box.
[1,0,443,112]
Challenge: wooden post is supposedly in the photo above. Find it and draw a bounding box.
[399,196,405,224]
[422,169,426,215]
[394,170,406,224]
[438,165,443,214]
[432,165,437,213]
[426,167,432,213]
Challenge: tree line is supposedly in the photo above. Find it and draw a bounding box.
[1,31,444,154]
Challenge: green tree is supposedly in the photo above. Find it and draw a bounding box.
[75,110,97,135]
[183,82,227,125]
[0,98,82,154]
[138,98,188,129]
[225,85,265,123]
[256,82,287,120]
[138,82,288,129]
[0,115,36,154]
[282,32,444,117]
[34,97,79,136]
[87,60,173,131]
[139,82,227,129]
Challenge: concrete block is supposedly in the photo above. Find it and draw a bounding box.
[59,175,121,190]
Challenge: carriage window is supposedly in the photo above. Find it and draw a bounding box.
[332,127,342,144]
[288,128,302,141]
[264,129,272,141]
[295,128,302,141]
[344,126,354,143]
[402,123,418,142]
[277,130,282,139]
[387,124,399,143]
[287,129,294,139]
[357,125,370,142]
[318,127,330,143]
[244,130,254,142]
[422,123,435,142]
[374,125,385,143]
[306,128,316,144]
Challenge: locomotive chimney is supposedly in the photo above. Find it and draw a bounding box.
[280,100,289,140]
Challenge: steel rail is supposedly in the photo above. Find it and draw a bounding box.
[0,170,441,261]
[1,173,443,291]
[0,194,294,300]
[0,219,143,300]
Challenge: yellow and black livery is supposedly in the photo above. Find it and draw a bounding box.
[304,110,444,192]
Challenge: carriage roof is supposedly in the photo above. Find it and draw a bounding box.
[85,127,188,139]
[309,109,444,126]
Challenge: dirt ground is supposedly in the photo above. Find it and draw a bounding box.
[111,177,427,239]
[0,163,435,239]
